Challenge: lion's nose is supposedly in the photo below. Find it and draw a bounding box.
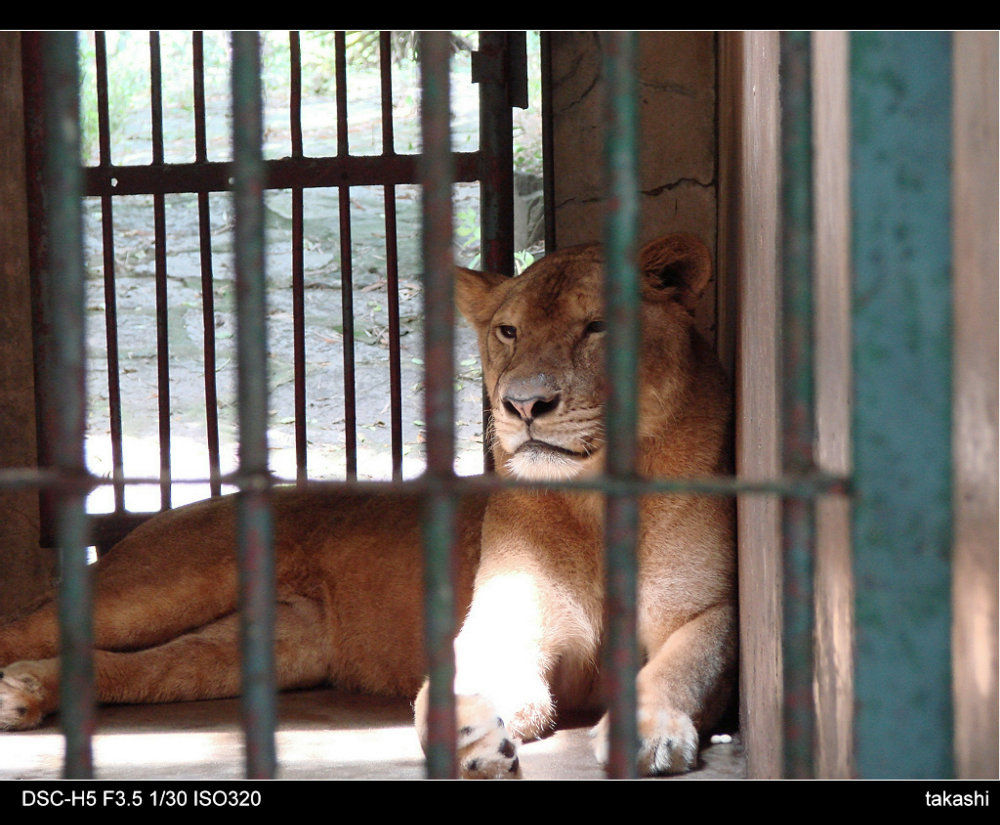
[502,390,561,423]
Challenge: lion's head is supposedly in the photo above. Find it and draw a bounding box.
[455,233,724,482]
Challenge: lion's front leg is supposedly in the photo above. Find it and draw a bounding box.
[592,602,736,775]
[414,569,572,779]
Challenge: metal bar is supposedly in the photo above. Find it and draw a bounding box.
[600,30,641,779]
[419,30,458,780]
[476,32,517,278]
[94,31,125,512]
[231,30,277,779]
[778,30,818,778]
[380,31,404,480]
[150,32,172,509]
[290,31,307,484]
[192,31,222,497]
[82,152,483,195]
[334,31,358,479]
[540,31,556,254]
[475,31,521,472]
[25,30,95,779]
[0,466,850,499]
[22,34,58,549]
[849,31,954,778]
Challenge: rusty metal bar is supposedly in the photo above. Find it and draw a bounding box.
[475,31,519,278]
[23,34,58,549]
[600,30,641,779]
[335,31,358,479]
[474,32,523,472]
[1,464,850,499]
[419,30,458,780]
[540,31,556,254]
[231,30,277,779]
[380,31,404,480]
[290,31,307,483]
[83,152,483,196]
[94,31,125,512]
[149,32,172,509]
[192,31,222,497]
[778,30,818,778]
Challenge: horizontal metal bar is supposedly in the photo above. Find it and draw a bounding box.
[82,152,483,196]
[0,465,850,501]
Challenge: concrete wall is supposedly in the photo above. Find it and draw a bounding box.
[547,32,721,356]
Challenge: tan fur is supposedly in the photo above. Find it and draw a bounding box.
[0,233,735,778]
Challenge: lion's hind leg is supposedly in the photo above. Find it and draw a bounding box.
[1,539,241,669]
[0,595,331,731]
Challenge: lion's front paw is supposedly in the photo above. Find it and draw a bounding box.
[591,706,699,776]
[637,705,699,775]
[456,694,522,779]
[0,664,50,731]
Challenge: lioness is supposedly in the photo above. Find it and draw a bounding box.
[0,233,735,778]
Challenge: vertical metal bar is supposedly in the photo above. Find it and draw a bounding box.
[380,31,404,481]
[951,30,999,781]
[540,31,556,255]
[335,31,358,479]
[23,35,57,549]
[289,30,307,484]
[149,32,171,509]
[778,30,817,778]
[477,31,517,278]
[475,31,520,472]
[27,30,94,778]
[231,30,277,779]
[849,31,953,778]
[420,30,458,779]
[601,30,640,779]
[192,31,222,497]
[94,31,125,512]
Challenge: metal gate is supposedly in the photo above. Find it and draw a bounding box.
[27,31,526,554]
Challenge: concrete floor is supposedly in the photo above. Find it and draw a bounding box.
[0,688,745,781]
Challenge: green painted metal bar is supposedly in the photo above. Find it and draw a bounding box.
[231,30,277,780]
[49,31,93,780]
[601,30,641,779]
[778,31,817,778]
[419,30,458,780]
[849,31,954,778]
[23,31,95,779]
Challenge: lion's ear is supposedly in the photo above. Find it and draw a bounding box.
[638,233,712,312]
[454,267,509,328]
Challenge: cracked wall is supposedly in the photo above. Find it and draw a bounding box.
[549,31,718,339]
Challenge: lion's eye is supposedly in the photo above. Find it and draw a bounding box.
[584,319,607,336]
[497,324,517,341]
